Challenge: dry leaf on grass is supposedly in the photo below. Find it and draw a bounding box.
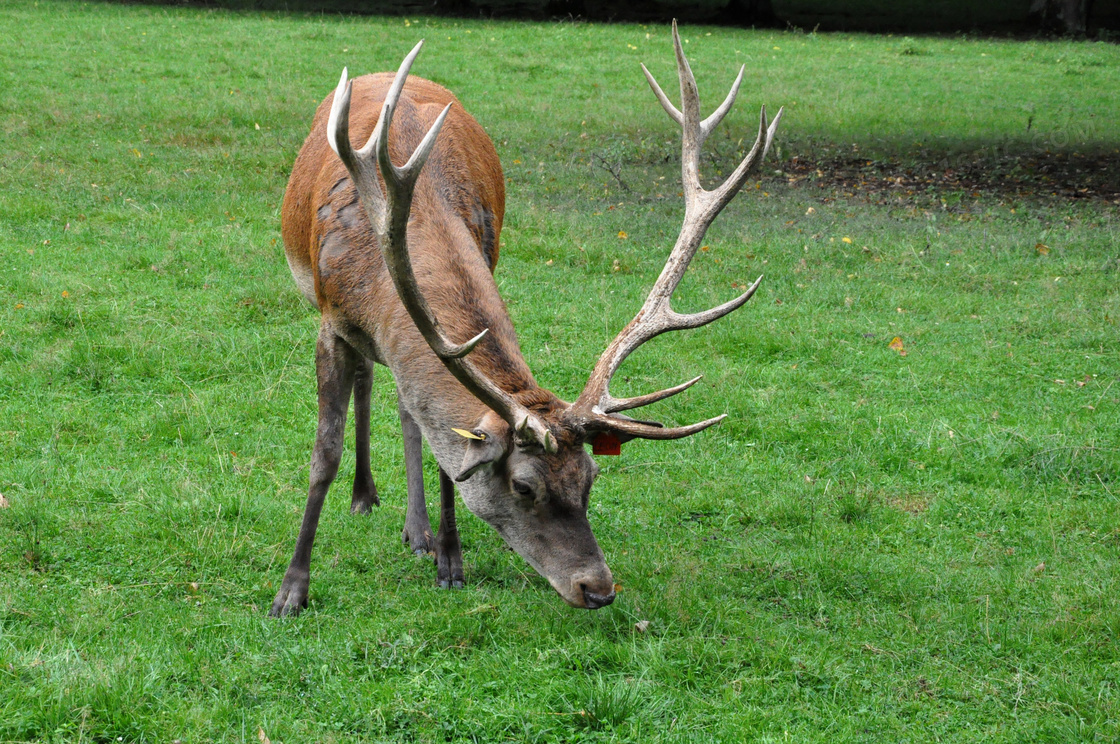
[889,336,907,356]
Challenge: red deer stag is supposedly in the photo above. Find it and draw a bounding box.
[271,22,781,616]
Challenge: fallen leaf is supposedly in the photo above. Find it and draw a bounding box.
[700,245,710,252]
[545,259,553,266]
[889,337,907,356]
[805,207,815,215]
[841,236,852,244]
[258,728,271,744]
[187,582,201,594]
[1036,243,1049,255]
[617,230,628,240]
[1032,562,1046,574]
[61,290,70,298]
[634,620,651,633]
[0,492,8,509]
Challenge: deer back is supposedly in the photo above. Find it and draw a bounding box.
[281,73,506,314]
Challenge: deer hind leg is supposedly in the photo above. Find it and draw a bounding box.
[398,396,434,555]
[349,356,379,514]
[435,468,464,589]
[270,327,357,617]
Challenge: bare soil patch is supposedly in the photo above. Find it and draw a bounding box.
[777,150,1120,205]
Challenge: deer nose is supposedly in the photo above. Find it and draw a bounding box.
[581,585,616,610]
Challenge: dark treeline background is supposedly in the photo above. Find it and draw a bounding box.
[123,0,1119,35]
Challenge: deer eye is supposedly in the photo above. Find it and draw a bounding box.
[512,480,534,497]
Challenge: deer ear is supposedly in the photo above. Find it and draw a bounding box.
[453,413,509,482]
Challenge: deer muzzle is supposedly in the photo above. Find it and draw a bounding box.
[553,567,616,610]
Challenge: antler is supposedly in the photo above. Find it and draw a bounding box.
[328,42,557,453]
[566,21,782,441]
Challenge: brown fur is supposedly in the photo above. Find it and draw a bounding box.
[282,74,538,413]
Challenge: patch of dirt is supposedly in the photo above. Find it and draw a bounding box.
[887,494,931,515]
[776,150,1120,205]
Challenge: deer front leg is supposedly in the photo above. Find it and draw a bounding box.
[435,468,464,589]
[398,397,434,555]
[270,329,357,617]
[349,356,379,514]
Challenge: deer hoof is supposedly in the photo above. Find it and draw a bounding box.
[402,527,434,555]
[350,484,379,514]
[436,545,464,589]
[269,572,309,617]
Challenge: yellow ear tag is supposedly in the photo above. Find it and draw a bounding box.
[451,428,486,441]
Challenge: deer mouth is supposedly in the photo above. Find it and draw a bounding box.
[582,587,616,610]
[544,570,616,610]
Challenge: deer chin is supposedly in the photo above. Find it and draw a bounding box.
[479,516,615,610]
[527,552,615,610]
[545,572,617,610]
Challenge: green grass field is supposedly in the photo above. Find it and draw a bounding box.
[2,2,1119,741]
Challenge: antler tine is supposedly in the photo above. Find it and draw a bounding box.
[667,273,764,330]
[708,104,785,214]
[329,44,556,453]
[358,39,423,160]
[601,375,703,414]
[640,63,682,127]
[566,21,780,443]
[701,64,744,139]
[671,20,704,195]
[327,68,356,167]
[602,413,728,441]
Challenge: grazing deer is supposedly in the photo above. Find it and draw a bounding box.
[271,22,781,616]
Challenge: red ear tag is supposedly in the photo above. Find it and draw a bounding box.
[592,432,622,456]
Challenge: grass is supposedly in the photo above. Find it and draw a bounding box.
[1,1,1119,741]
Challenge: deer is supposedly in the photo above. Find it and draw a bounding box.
[270,21,781,617]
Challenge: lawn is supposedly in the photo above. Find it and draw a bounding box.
[1,2,1119,741]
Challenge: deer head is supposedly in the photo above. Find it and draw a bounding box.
[326,23,781,608]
